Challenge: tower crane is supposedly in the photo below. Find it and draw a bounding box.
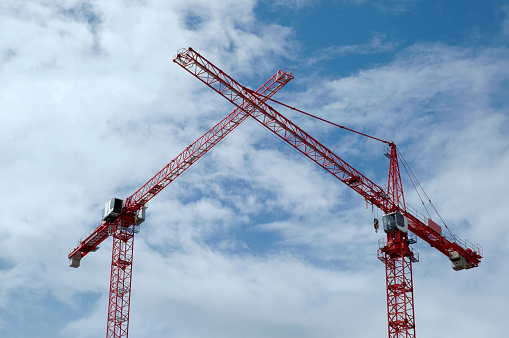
[68,68,293,338]
[173,47,483,338]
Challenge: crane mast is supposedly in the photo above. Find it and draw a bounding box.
[378,144,417,337]
[173,47,483,338]
[68,68,293,338]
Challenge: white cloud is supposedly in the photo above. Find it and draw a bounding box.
[299,44,509,141]
[270,0,318,8]
[503,5,509,36]
[0,0,296,336]
[345,0,417,13]
[308,34,399,65]
[102,243,385,338]
[1,1,508,337]
[172,0,297,78]
[294,42,509,244]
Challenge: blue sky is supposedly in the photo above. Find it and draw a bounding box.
[256,1,507,76]
[1,1,509,337]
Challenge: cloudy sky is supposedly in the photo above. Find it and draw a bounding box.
[1,0,508,337]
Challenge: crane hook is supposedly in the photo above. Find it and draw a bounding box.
[374,218,379,233]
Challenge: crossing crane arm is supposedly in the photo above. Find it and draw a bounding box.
[173,47,482,270]
[123,68,293,214]
[68,68,293,265]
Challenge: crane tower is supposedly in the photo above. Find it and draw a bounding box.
[173,47,483,338]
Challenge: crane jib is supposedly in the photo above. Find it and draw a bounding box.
[173,47,483,338]
[67,46,483,338]
[173,47,482,268]
[68,67,293,264]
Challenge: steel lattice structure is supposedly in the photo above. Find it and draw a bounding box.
[68,47,482,338]
[378,230,418,337]
[173,47,483,338]
[68,68,293,337]
[381,143,415,337]
[107,216,137,337]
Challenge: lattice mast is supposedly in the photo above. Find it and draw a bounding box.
[173,47,483,338]
[377,143,417,338]
[68,69,293,338]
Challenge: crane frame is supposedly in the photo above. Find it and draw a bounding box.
[68,67,293,337]
[173,47,482,338]
[69,46,482,338]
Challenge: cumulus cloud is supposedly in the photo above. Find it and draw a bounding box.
[0,0,296,335]
[345,0,417,13]
[308,34,399,65]
[1,1,508,337]
[503,5,509,36]
[269,0,318,8]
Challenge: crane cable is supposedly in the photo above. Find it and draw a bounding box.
[397,149,455,238]
[247,89,390,144]
[249,88,456,238]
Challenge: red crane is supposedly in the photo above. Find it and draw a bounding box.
[68,68,293,337]
[173,47,483,338]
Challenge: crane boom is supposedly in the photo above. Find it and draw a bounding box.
[68,68,293,264]
[123,69,293,214]
[69,66,293,338]
[173,47,482,268]
[174,47,482,337]
[173,48,387,207]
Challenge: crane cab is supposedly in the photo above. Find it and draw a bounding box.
[382,212,408,233]
[103,198,123,222]
[135,207,146,225]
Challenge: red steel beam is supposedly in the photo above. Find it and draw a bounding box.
[173,47,482,268]
[68,68,293,262]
